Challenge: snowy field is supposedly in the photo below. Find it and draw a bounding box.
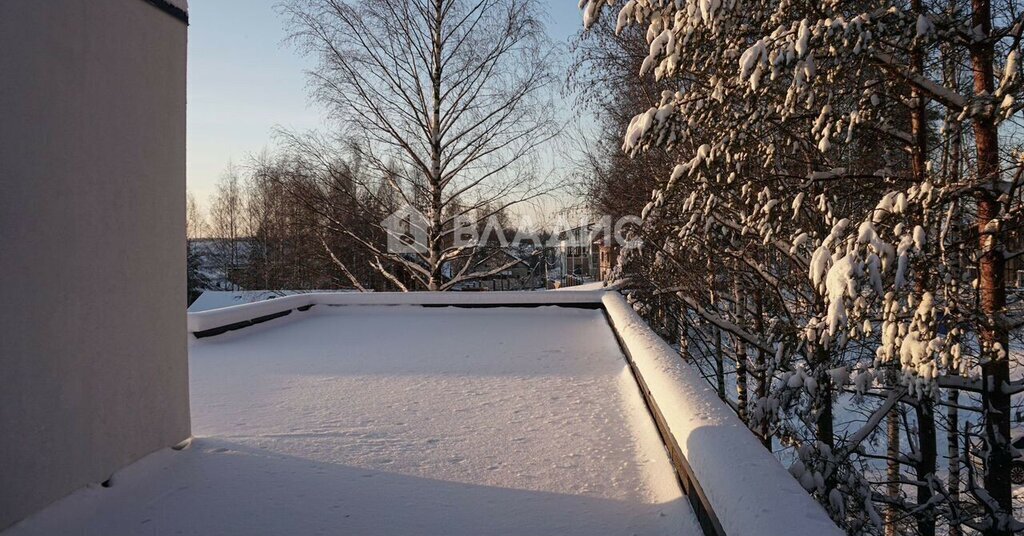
[6,305,701,536]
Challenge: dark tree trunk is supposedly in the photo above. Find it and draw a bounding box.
[970,1,1012,532]
[815,346,834,449]
[916,400,937,536]
[949,388,962,536]
[886,408,901,536]
[715,326,725,401]
[754,290,770,448]
[733,276,748,424]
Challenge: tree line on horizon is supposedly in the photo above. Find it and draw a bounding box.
[186,151,548,302]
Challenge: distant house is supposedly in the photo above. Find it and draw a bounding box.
[598,243,619,281]
[451,247,546,291]
[189,238,252,291]
[1006,228,1024,289]
[959,226,1024,290]
[555,223,621,282]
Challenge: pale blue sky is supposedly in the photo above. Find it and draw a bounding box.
[186,0,586,206]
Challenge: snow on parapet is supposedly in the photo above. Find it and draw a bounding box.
[602,293,843,536]
[187,291,606,334]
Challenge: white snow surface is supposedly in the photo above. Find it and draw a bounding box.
[188,290,356,312]
[553,281,609,291]
[188,290,305,312]
[603,293,843,536]
[6,305,700,536]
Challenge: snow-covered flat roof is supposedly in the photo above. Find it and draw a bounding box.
[7,293,840,536]
[6,305,701,535]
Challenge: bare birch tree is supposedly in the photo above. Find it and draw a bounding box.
[186,191,211,305]
[208,165,247,290]
[281,0,558,290]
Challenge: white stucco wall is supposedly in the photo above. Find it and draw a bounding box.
[0,0,189,529]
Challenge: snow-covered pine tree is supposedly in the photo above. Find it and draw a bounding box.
[581,0,1024,533]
